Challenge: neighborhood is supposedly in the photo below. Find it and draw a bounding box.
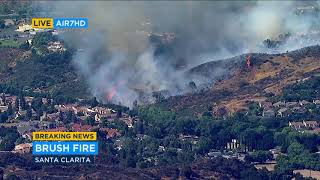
[0,92,137,155]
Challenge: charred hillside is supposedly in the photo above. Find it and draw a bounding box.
[158,45,320,117]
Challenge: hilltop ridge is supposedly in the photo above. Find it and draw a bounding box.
[159,45,320,116]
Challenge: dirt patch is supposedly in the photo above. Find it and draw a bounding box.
[254,163,276,171]
[293,169,320,179]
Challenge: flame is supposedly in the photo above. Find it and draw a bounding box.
[246,54,251,68]
[106,86,117,101]
[105,80,126,102]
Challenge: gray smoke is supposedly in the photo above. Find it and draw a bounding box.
[39,1,320,107]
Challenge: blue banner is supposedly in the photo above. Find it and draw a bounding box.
[33,141,98,155]
[53,18,88,29]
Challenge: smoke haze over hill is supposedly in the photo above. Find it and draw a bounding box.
[40,1,320,107]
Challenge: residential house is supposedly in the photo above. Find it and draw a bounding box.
[285,102,298,108]
[4,19,15,27]
[313,100,320,105]
[31,109,37,117]
[18,34,28,38]
[226,139,240,150]
[16,121,38,136]
[278,108,290,117]
[81,125,94,132]
[260,101,273,109]
[289,121,304,130]
[136,134,148,141]
[39,121,55,130]
[42,98,49,105]
[5,95,17,106]
[71,123,94,132]
[303,121,319,129]
[120,117,134,128]
[46,112,60,121]
[15,110,27,120]
[40,112,60,122]
[269,148,281,159]
[47,41,66,52]
[92,107,115,115]
[52,30,59,36]
[179,134,199,144]
[273,101,285,108]
[158,146,165,152]
[25,96,34,106]
[55,104,76,113]
[21,131,32,140]
[292,106,307,114]
[0,105,8,112]
[0,94,17,106]
[13,143,32,154]
[207,151,222,158]
[299,100,311,106]
[73,106,94,116]
[95,113,117,122]
[99,128,120,139]
[16,24,33,32]
[262,109,275,117]
[16,19,27,26]
[77,116,87,122]
[115,139,124,150]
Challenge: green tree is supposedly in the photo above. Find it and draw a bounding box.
[26,107,32,120]
[0,112,8,123]
[196,137,213,154]
[6,174,21,180]
[19,41,30,50]
[287,142,305,157]
[0,20,5,29]
[0,135,16,151]
[90,97,98,107]
[65,111,74,124]
[14,98,19,111]
[7,102,13,116]
[58,111,64,121]
[31,98,44,112]
[245,151,273,163]
[1,94,6,105]
[32,32,54,48]
[240,129,259,151]
[85,116,95,126]
[19,95,27,110]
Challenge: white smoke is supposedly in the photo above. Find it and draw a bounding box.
[38,1,320,107]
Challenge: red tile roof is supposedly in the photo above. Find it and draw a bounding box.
[72,123,93,132]
[100,128,120,138]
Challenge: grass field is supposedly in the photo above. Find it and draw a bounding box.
[0,39,22,48]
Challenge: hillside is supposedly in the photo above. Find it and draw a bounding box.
[158,45,320,116]
[1,41,320,112]
[0,47,89,99]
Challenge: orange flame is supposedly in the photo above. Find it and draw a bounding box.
[106,86,117,101]
[246,54,251,68]
[105,80,126,102]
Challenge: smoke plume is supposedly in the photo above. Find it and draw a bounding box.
[40,1,320,107]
